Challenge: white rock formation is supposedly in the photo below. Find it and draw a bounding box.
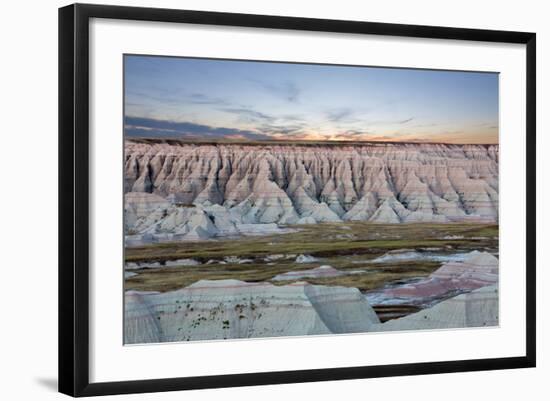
[295,254,319,263]
[430,250,499,283]
[272,265,343,281]
[125,192,171,233]
[223,256,253,264]
[124,279,380,343]
[124,193,297,244]
[165,259,201,267]
[372,285,498,331]
[124,140,498,241]
[296,216,317,224]
[366,251,499,306]
[367,249,470,264]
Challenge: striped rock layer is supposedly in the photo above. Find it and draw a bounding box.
[124,140,499,231]
[124,280,380,344]
[366,250,499,307]
[124,279,498,343]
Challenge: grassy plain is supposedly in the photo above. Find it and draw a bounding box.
[124,222,498,293]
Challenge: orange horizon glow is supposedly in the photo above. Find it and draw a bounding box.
[246,129,498,144]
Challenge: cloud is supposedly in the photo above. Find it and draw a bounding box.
[341,129,374,137]
[397,117,414,124]
[250,79,300,102]
[280,114,306,122]
[258,123,306,136]
[124,116,272,141]
[126,90,229,108]
[219,107,311,136]
[325,108,357,123]
[411,122,439,128]
[220,107,275,123]
[187,93,228,105]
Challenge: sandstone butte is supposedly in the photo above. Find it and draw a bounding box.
[124,140,499,242]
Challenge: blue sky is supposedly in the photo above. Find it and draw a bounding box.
[124,55,498,143]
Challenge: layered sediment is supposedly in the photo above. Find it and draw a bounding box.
[366,250,499,307]
[124,279,498,343]
[371,284,499,331]
[124,140,499,242]
[124,279,381,344]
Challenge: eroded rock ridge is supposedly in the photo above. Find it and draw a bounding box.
[124,140,498,241]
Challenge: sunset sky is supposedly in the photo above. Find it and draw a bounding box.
[124,55,499,144]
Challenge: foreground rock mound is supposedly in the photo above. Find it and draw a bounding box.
[124,140,499,241]
[372,285,498,331]
[366,251,498,306]
[124,279,380,343]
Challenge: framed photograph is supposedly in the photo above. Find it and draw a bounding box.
[58,3,536,397]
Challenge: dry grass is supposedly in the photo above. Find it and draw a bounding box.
[125,222,498,263]
[125,222,498,293]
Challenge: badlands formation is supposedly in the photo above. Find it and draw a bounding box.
[366,250,499,307]
[124,251,499,342]
[124,140,499,341]
[124,140,499,243]
[125,280,381,343]
[125,279,498,344]
[373,285,499,331]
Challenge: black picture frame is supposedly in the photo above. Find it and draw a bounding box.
[59,3,536,397]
